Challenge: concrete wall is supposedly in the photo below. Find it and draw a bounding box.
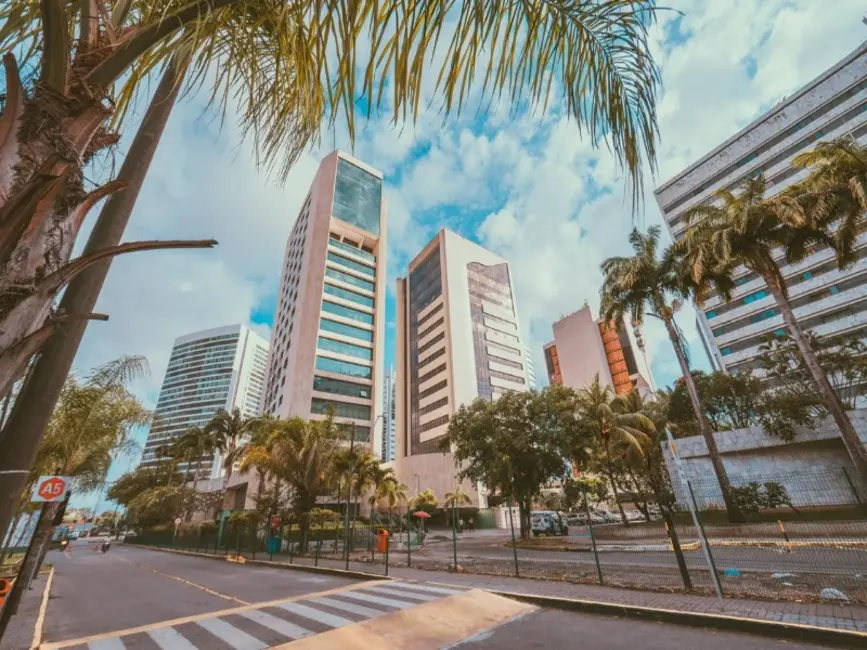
[663,410,867,508]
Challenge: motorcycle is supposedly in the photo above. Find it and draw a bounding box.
[100,541,111,553]
[59,539,69,551]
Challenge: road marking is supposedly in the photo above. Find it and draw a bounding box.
[30,566,54,649]
[385,582,464,596]
[148,627,198,650]
[336,590,417,609]
[307,596,387,619]
[277,602,354,628]
[362,585,439,601]
[239,610,314,640]
[112,555,249,605]
[41,580,386,649]
[196,618,267,650]
[87,638,125,650]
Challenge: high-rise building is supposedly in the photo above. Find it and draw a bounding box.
[655,42,867,375]
[524,345,538,389]
[543,305,654,395]
[139,324,269,479]
[393,229,531,505]
[381,366,397,462]
[262,151,387,454]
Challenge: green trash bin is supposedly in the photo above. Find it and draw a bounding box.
[268,537,281,554]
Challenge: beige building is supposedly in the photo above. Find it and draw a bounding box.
[543,305,654,396]
[393,230,532,507]
[262,151,387,454]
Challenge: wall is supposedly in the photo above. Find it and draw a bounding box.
[663,410,867,508]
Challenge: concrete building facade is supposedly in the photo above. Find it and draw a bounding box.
[655,42,867,376]
[381,366,397,462]
[262,151,387,454]
[393,230,532,506]
[139,324,269,479]
[543,305,654,395]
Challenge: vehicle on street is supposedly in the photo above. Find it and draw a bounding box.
[531,513,569,536]
[626,510,647,522]
[593,509,619,523]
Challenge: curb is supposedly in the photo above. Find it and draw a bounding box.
[492,591,867,649]
[135,545,391,583]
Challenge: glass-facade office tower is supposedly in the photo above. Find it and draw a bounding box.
[655,42,867,377]
[394,229,531,506]
[262,151,386,454]
[139,324,269,479]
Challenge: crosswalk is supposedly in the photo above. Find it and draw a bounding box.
[55,580,469,650]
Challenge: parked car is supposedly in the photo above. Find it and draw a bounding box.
[625,510,647,522]
[565,513,583,525]
[531,513,569,537]
[592,509,618,523]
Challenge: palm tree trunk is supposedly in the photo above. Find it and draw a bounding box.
[763,270,867,489]
[662,314,745,522]
[0,58,186,543]
[605,462,629,526]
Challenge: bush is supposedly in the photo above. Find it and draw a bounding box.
[733,481,797,515]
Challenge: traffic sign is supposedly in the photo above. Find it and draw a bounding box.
[32,476,69,502]
[271,515,281,529]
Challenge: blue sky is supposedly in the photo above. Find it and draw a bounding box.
[69,1,867,509]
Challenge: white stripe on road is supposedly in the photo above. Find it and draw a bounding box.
[361,585,439,601]
[336,590,417,610]
[239,609,314,640]
[308,596,389,619]
[196,618,267,650]
[148,627,198,650]
[88,639,125,650]
[277,602,354,628]
[387,581,464,596]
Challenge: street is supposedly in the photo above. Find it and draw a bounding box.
[21,542,844,649]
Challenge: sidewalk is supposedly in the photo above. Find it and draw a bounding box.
[233,550,867,634]
[0,572,49,650]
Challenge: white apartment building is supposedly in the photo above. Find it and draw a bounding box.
[262,151,387,454]
[139,324,269,479]
[381,366,396,462]
[393,229,532,506]
[655,41,867,375]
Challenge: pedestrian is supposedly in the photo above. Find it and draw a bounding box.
[468,517,475,532]
[458,518,465,533]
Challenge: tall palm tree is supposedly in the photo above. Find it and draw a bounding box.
[575,378,653,525]
[172,426,219,484]
[601,227,746,522]
[0,0,663,540]
[444,487,472,527]
[680,176,867,486]
[204,408,260,483]
[376,479,409,526]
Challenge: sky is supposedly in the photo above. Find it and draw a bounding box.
[70,1,867,510]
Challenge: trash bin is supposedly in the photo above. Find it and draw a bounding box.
[376,529,390,553]
[268,537,281,554]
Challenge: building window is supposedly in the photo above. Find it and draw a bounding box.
[333,159,382,235]
[721,347,733,356]
[419,347,446,369]
[706,310,717,319]
[322,300,374,325]
[803,271,813,280]
[420,415,449,432]
[713,328,724,337]
[418,396,448,415]
[311,398,371,420]
[829,285,840,295]
[418,363,447,384]
[418,317,444,340]
[323,283,375,308]
[327,251,376,278]
[317,336,373,361]
[325,267,375,293]
[750,309,776,324]
[313,376,371,399]
[419,332,445,355]
[774,328,786,336]
[743,290,767,305]
[329,237,376,263]
[315,356,372,379]
[419,379,447,400]
[320,318,374,343]
[347,425,371,442]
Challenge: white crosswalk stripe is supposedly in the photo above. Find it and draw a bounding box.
[336,589,418,609]
[308,596,389,619]
[196,618,268,650]
[387,582,465,596]
[362,585,440,601]
[239,609,314,640]
[88,638,125,650]
[276,602,354,628]
[148,627,199,650]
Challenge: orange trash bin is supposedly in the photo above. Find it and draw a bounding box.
[376,529,390,553]
[0,577,12,608]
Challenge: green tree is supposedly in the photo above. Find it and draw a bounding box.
[204,408,260,482]
[0,0,664,541]
[412,489,440,515]
[444,488,472,527]
[375,479,409,526]
[573,378,652,525]
[680,175,867,485]
[107,466,181,507]
[442,386,583,538]
[666,370,764,436]
[171,426,220,484]
[601,226,745,522]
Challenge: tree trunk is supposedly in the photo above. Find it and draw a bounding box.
[0,59,186,543]
[660,504,692,590]
[763,270,867,489]
[606,463,629,526]
[15,503,56,594]
[662,314,745,523]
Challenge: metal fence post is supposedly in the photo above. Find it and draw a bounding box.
[508,503,520,577]
[686,480,724,599]
[451,502,458,572]
[384,533,390,576]
[842,467,867,519]
[407,515,412,568]
[583,487,603,586]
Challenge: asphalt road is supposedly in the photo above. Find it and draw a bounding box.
[455,608,836,649]
[43,540,359,643]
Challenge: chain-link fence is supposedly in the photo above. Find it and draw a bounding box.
[126,467,867,604]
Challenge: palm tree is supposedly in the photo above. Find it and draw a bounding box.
[444,487,472,526]
[680,176,867,486]
[575,378,653,525]
[376,479,409,527]
[601,226,746,522]
[0,0,663,540]
[366,466,397,518]
[172,426,219,484]
[204,408,260,483]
